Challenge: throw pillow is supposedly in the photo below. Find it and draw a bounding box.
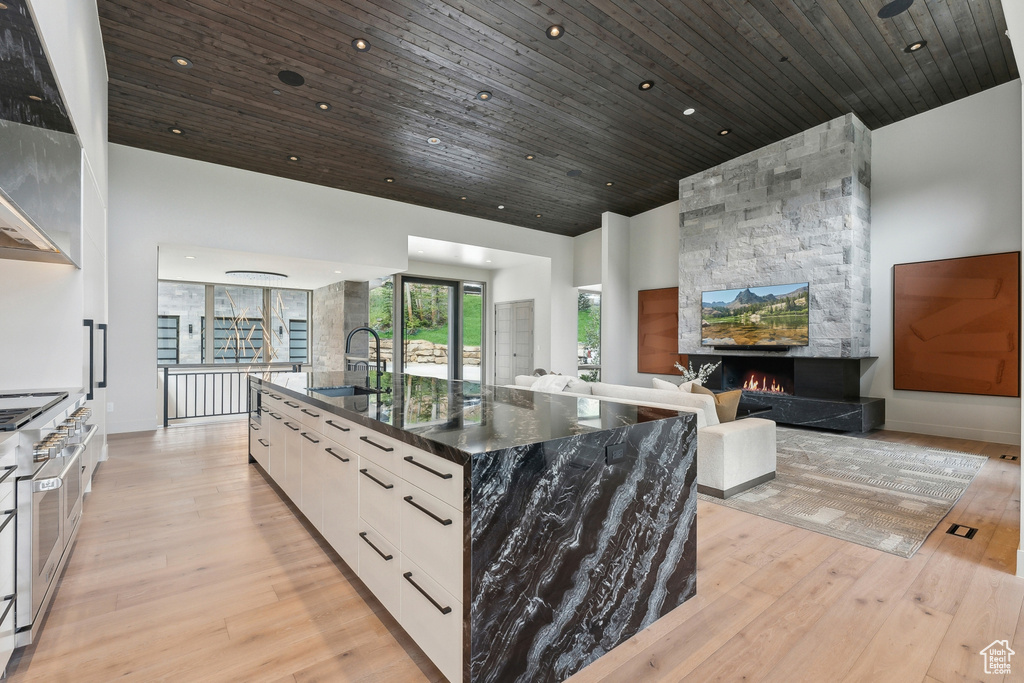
[563,377,592,394]
[652,377,699,393]
[690,384,743,423]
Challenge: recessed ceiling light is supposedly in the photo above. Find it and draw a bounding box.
[0,4,9,9]
[525,154,536,160]
[878,0,914,19]
[535,214,542,218]
[185,255,196,260]
[352,38,370,52]
[904,40,927,53]
[417,250,424,254]
[316,102,331,111]
[718,129,731,136]
[334,270,342,274]
[547,25,564,39]
[272,89,281,95]
[683,107,695,115]
[485,259,492,263]
[460,196,466,200]
[176,276,185,280]
[639,80,654,91]
[498,205,505,209]
[28,95,42,102]
[476,91,492,101]
[171,55,193,69]
[385,177,394,183]
[168,127,183,135]
[278,70,305,87]
[427,137,441,145]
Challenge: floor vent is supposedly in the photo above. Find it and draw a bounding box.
[999,454,1019,461]
[947,523,978,540]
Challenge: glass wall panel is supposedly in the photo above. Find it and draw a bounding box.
[578,290,601,381]
[462,282,483,382]
[270,288,309,363]
[157,281,206,364]
[369,277,394,372]
[213,285,265,363]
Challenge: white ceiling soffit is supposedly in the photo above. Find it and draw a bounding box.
[157,244,396,290]
[407,235,545,271]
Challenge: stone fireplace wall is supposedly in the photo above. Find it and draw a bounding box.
[678,113,871,358]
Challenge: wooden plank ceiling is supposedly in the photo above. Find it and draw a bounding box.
[97,0,1017,237]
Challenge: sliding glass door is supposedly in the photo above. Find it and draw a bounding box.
[397,276,484,382]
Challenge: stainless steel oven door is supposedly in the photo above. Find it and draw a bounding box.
[26,467,62,624]
[61,445,83,543]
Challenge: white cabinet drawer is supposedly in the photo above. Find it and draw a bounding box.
[0,590,13,676]
[249,420,268,469]
[322,441,358,568]
[358,458,401,545]
[400,482,463,599]
[322,415,357,449]
[357,525,400,618]
[299,430,325,531]
[283,421,303,503]
[355,428,404,473]
[402,448,465,512]
[297,402,323,431]
[400,556,462,683]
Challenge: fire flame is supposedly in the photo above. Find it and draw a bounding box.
[742,374,787,394]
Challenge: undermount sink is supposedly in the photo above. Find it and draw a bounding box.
[309,385,380,398]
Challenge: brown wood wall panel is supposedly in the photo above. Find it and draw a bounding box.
[97,0,1018,237]
[638,287,686,375]
[893,252,1020,397]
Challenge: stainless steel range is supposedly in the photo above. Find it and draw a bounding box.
[0,390,96,648]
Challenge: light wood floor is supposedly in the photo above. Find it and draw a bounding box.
[4,422,1020,682]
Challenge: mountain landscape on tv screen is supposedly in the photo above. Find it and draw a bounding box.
[701,284,809,346]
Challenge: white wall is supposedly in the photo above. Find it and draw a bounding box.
[108,146,576,432]
[600,213,631,383]
[573,228,602,287]
[866,80,1022,445]
[624,200,681,387]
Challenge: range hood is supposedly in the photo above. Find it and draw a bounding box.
[0,188,70,264]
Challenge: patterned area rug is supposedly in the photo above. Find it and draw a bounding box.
[700,427,987,558]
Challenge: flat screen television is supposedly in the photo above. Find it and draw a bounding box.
[701,283,809,348]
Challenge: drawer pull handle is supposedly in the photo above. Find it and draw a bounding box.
[325,447,350,463]
[250,423,259,430]
[0,509,15,535]
[0,594,12,625]
[403,572,452,615]
[359,468,394,490]
[301,408,320,417]
[404,496,452,526]
[0,465,16,485]
[269,412,282,420]
[404,455,453,480]
[270,394,282,400]
[259,389,270,395]
[300,432,320,444]
[284,400,300,408]
[258,439,270,448]
[326,420,350,432]
[360,436,394,452]
[284,422,300,431]
[359,531,393,561]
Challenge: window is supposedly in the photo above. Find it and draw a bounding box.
[158,281,311,365]
[578,289,601,381]
[157,316,179,365]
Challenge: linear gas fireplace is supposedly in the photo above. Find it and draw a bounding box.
[687,353,884,432]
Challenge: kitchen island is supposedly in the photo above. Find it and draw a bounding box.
[248,371,697,683]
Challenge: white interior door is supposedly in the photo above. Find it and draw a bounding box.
[494,300,533,385]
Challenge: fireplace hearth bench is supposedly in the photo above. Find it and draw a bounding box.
[511,376,776,499]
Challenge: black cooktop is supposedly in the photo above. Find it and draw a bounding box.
[0,391,69,431]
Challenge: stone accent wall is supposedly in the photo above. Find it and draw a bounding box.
[678,113,871,358]
[312,280,369,371]
[369,339,482,366]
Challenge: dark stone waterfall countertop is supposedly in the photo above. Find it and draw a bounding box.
[252,370,699,683]
[253,370,692,464]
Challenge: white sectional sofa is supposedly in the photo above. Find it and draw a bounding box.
[510,375,777,498]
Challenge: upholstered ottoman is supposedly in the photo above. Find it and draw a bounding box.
[696,417,777,498]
